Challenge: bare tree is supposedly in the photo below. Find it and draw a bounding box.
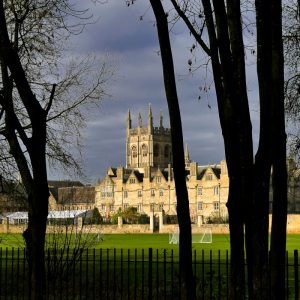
[149,1,195,298]
[0,1,112,298]
[284,1,300,161]
[147,0,287,298]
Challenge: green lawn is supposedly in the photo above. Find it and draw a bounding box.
[0,233,298,299]
[0,232,298,252]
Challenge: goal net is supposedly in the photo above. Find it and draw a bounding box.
[169,227,179,244]
[192,225,213,244]
[168,225,212,244]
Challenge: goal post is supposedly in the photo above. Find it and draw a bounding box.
[168,225,212,244]
[192,225,213,244]
[169,227,179,244]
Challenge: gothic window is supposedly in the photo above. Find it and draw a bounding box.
[131,146,137,158]
[214,186,219,195]
[214,202,219,211]
[124,190,128,198]
[159,203,164,211]
[154,144,159,157]
[159,189,163,197]
[141,144,148,157]
[150,203,155,212]
[197,187,202,196]
[129,178,135,184]
[151,189,155,197]
[206,174,213,180]
[110,205,114,212]
[137,203,142,213]
[137,190,142,197]
[164,145,170,158]
[197,202,203,211]
[156,176,161,183]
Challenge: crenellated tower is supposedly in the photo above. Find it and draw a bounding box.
[126,105,172,169]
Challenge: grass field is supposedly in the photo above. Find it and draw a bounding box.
[0,233,299,252]
[0,233,298,298]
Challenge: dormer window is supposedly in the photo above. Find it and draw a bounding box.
[156,176,161,183]
[206,174,213,180]
[129,178,135,184]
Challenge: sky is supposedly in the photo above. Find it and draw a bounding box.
[49,0,260,183]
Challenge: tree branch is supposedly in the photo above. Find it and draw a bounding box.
[45,84,57,115]
[170,0,211,56]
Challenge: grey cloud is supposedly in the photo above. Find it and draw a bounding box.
[52,0,260,183]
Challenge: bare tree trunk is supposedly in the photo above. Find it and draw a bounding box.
[248,1,274,298]
[269,1,287,299]
[0,3,49,298]
[23,147,49,299]
[207,1,253,297]
[149,0,195,298]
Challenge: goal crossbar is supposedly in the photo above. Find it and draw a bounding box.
[168,225,212,244]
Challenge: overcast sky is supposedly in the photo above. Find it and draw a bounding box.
[49,0,260,183]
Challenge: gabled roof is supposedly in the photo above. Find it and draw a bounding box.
[133,170,144,182]
[48,180,84,188]
[57,186,95,205]
[197,166,221,180]
[124,170,144,184]
[211,167,221,179]
[107,168,117,177]
[197,167,207,180]
[149,167,171,183]
[161,170,169,181]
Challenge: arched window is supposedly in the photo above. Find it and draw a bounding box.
[131,146,137,158]
[141,144,148,157]
[154,144,159,157]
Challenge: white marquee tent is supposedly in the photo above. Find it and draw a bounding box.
[4,210,91,225]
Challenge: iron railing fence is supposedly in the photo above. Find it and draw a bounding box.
[0,248,298,299]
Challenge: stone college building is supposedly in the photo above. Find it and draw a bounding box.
[2,106,300,224]
[95,106,229,224]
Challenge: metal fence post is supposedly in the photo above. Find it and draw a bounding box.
[294,250,299,300]
[148,248,152,300]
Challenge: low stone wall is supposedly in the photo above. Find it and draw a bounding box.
[269,214,300,234]
[90,224,152,234]
[0,224,26,234]
[0,214,299,234]
[0,223,152,234]
[160,224,230,234]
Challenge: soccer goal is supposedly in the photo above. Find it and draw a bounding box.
[169,227,180,244]
[169,225,212,244]
[192,225,213,244]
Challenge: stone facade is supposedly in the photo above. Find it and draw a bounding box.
[2,106,300,224]
[48,181,95,211]
[95,107,229,223]
[95,107,300,222]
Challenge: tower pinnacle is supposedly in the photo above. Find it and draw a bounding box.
[148,104,153,132]
[127,109,132,129]
[185,143,190,163]
[160,110,163,128]
[138,112,142,127]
